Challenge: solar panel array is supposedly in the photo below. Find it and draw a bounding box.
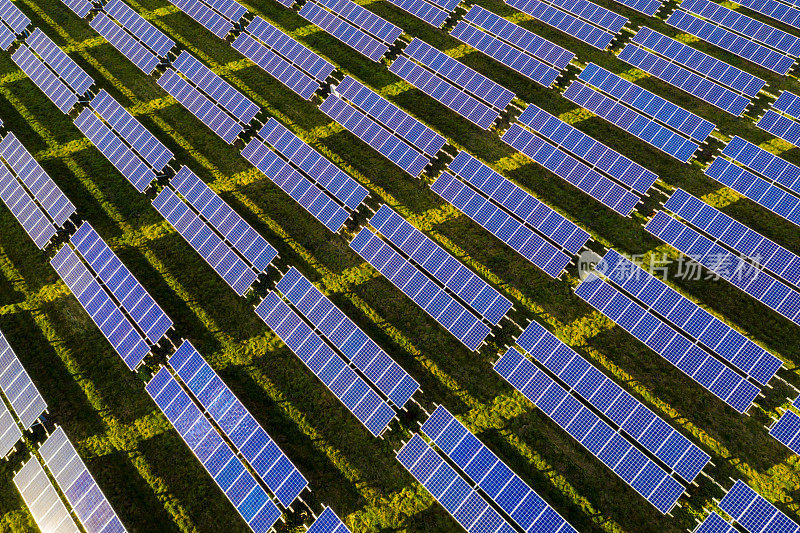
[275,267,420,408]
[241,137,351,232]
[733,0,800,31]
[255,291,397,436]
[106,0,175,58]
[152,187,259,295]
[494,347,685,513]
[146,367,282,533]
[349,227,491,351]
[315,0,402,46]
[307,507,352,533]
[39,427,127,533]
[504,0,617,49]
[27,29,93,96]
[758,94,800,147]
[12,45,79,114]
[91,13,161,74]
[695,512,738,533]
[385,0,449,27]
[168,340,308,507]
[14,456,80,533]
[596,248,782,386]
[0,21,13,52]
[613,0,662,15]
[719,480,800,533]
[0,162,57,248]
[0,0,29,36]
[396,433,520,533]
[769,403,800,455]
[59,0,93,18]
[167,0,233,38]
[0,330,47,429]
[420,405,579,532]
[516,320,711,481]
[0,399,21,458]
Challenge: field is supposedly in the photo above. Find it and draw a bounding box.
[0,0,798,530]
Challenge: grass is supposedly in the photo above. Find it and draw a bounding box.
[0,0,797,531]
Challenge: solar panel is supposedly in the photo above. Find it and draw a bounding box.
[254,292,396,437]
[257,119,368,211]
[769,406,800,455]
[575,273,761,412]
[241,138,351,232]
[502,123,641,216]
[0,24,13,51]
[167,0,233,38]
[0,133,75,227]
[158,69,243,144]
[732,0,800,31]
[505,0,616,49]
[26,29,94,96]
[168,340,308,507]
[307,507,352,533]
[316,0,403,44]
[0,0,30,34]
[385,0,449,27]
[51,245,150,370]
[0,330,47,429]
[596,248,782,386]
[447,151,590,255]
[201,0,247,23]
[757,110,800,148]
[612,0,662,15]
[39,427,127,533]
[145,368,282,533]
[420,405,579,533]
[319,94,429,177]
[275,267,420,408]
[151,187,258,295]
[494,347,685,513]
[90,90,173,172]
[349,227,491,351]
[0,399,21,458]
[12,45,79,114]
[516,320,711,481]
[695,512,737,533]
[774,91,800,119]
[0,163,58,249]
[718,480,800,533]
[105,0,175,57]
[91,13,161,74]
[298,1,389,62]
[173,51,260,126]
[369,204,512,325]
[74,108,157,192]
[396,433,521,533]
[388,56,499,129]
[14,456,80,533]
[59,0,93,18]
[232,34,318,100]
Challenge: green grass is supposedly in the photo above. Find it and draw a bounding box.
[0,0,797,531]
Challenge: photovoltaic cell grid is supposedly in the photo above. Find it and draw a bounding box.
[201,0,248,23]
[59,0,93,19]
[0,23,13,52]
[695,512,737,533]
[421,405,579,533]
[0,330,47,429]
[396,434,519,533]
[91,13,161,74]
[575,273,761,412]
[769,407,800,455]
[0,132,75,227]
[232,34,317,101]
[255,292,397,437]
[718,480,800,533]
[39,427,127,533]
[298,1,389,62]
[145,368,282,533]
[0,163,57,248]
[168,340,308,507]
[167,0,233,38]
[241,138,351,232]
[27,29,93,96]
[370,204,512,325]
[0,399,21,458]
[319,94,429,177]
[494,347,685,513]
[0,0,29,35]
[50,245,151,370]
[307,507,352,533]
[385,0,449,27]
[14,456,79,533]
[504,0,616,49]
[733,0,800,31]
[612,0,662,15]
[757,110,800,147]
[152,187,258,295]
[12,45,79,114]
[350,227,491,351]
[106,0,175,58]
[517,320,711,481]
[317,0,403,44]
[596,248,782,386]
[275,267,420,408]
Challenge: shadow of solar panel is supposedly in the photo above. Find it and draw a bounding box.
[495,347,686,513]
[299,1,388,62]
[145,368,282,533]
[307,507,352,533]
[385,0,449,27]
[12,45,79,114]
[769,408,800,454]
[758,109,800,147]
[0,0,28,34]
[733,0,800,31]
[106,0,175,57]
[255,292,397,436]
[719,480,800,533]
[0,164,58,249]
[167,0,233,38]
[27,29,93,95]
[694,512,737,533]
[0,331,47,429]
[92,13,160,74]
[14,456,79,533]
[0,401,21,458]
[505,0,616,49]
[58,0,93,18]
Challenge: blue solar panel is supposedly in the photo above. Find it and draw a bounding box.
[494,347,685,513]
[0,0,29,34]
[695,512,737,533]
[145,368,282,533]
[505,0,616,49]
[757,109,800,148]
[719,480,800,533]
[233,34,319,100]
[152,187,258,295]
[241,138,350,232]
[255,292,396,437]
[645,210,800,329]
[430,172,573,277]
[732,0,800,31]
[202,0,247,22]
[769,406,800,455]
[0,164,56,249]
[396,434,519,533]
[90,90,173,172]
[385,0,449,27]
[420,406,579,533]
[74,108,156,192]
[27,29,93,96]
[59,0,93,18]
[12,45,79,114]
[71,222,173,344]
[14,456,78,532]
[0,330,47,430]
[533,0,628,33]
[298,1,388,62]
[349,227,491,351]
[516,320,710,481]
[167,0,233,38]
[612,0,662,15]
[0,399,20,458]
[575,273,761,412]
[597,248,782,386]
[775,91,800,119]
[106,0,175,57]
[39,427,127,533]
[369,204,512,325]
[319,94,429,177]
[91,13,161,74]
[51,245,150,370]
[0,133,75,227]
[316,0,403,44]
[158,69,243,144]
[275,267,419,407]
[307,507,352,533]
[168,340,308,507]
[0,25,13,51]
